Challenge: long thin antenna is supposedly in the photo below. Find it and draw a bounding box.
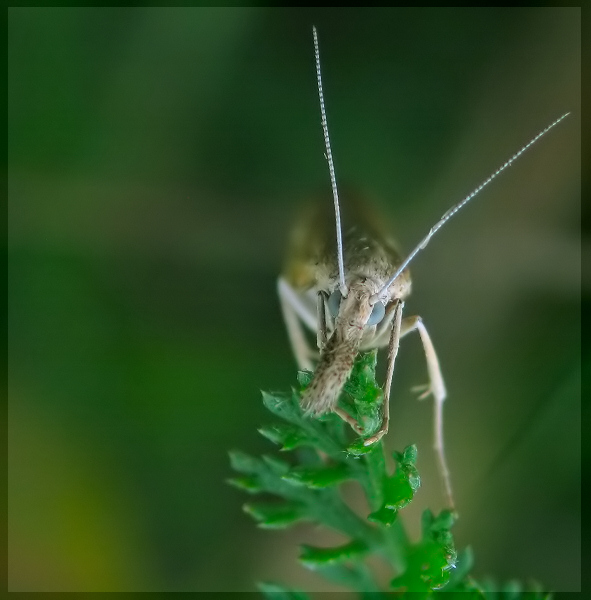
[371,111,570,303]
[313,26,347,296]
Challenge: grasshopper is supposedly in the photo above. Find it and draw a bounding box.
[277,27,569,509]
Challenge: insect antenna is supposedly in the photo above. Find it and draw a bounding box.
[371,111,570,303]
[313,26,347,296]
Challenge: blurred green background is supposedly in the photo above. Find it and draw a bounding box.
[8,7,580,592]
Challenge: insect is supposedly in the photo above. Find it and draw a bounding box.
[277,27,569,509]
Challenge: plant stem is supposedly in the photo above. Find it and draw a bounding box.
[362,442,408,574]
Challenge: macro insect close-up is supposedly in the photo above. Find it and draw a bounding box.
[248,16,579,594]
[277,27,569,516]
[8,8,580,593]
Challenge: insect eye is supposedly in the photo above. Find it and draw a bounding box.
[327,290,342,317]
[367,301,386,326]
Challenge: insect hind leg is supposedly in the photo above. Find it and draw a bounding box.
[401,315,454,510]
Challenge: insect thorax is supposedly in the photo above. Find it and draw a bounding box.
[283,193,412,302]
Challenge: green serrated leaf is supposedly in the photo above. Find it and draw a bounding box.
[367,505,398,527]
[282,464,353,488]
[243,501,307,529]
[345,352,380,397]
[340,351,383,436]
[349,383,382,408]
[427,508,457,534]
[358,411,383,437]
[350,350,378,382]
[262,391,303,421]
[390,541,455,592]
[231,350,534,596]
[397,443,418,466]
[393,444,420,491]
[299,539,368,567]
[226,476,262,493]
[383,471,416,510]
[372,445,421,511]
[258,423,311,450]
[257,581,311,600]
[346,438,377,456]
[228,450,261,474]
[262,454,291,475]
[390,508,457,593]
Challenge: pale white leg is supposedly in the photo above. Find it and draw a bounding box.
[400,315,454,509]
[277,278,317,371]
[277,277,317,331]
[400,316,447,401]
[363,300,404,445]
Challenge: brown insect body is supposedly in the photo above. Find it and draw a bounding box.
[278,27,568,510]
[283,195,411,415]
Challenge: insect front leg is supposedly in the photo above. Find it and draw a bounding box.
[277,277,318,371]
[400,315,454,509]
[332,407,365,435]
[316,290,329,351]
[363,300,404,446]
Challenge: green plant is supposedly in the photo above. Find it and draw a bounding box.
[229,350,551,599]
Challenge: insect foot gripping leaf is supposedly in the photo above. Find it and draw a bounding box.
[228,353,554,598]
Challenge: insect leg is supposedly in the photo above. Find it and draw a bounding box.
[333,406,364,434]
[277,277,317,330]
[400,316,447,401]
[277,277,318,371]
[363,300,404,446]
[317,291,329,351]
[400,315,454,509]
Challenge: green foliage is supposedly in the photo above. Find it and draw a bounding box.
[230,350,552,598]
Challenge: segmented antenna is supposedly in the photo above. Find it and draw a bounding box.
[371,111,570,303]
[313,26,347,296]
